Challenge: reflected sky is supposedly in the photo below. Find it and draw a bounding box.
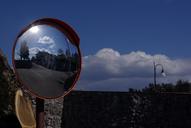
[15,25,78,60]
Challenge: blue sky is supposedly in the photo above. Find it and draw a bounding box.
[1,0,191,91]
[0,0,191,59]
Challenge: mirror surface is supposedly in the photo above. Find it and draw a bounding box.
[14,24,80,98]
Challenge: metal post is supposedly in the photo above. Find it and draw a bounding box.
[36,98,45,128]
[153,62,165,88]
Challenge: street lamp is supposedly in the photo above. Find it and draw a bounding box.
[153,61,166,87]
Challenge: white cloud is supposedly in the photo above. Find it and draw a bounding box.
[29,47,51,55]
[76,48,191,91]
[38,36,55,48]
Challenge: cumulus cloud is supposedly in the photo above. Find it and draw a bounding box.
[29,47,51,55]
[38,36,55,48]
[76,48,191,91]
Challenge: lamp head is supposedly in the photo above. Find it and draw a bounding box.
[161,69,166,77]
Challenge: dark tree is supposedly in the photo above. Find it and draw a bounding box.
[175,80,190,92]
[20,41,29,60]
[65,49,71,58]
[55,49,66,71]
[57,49,64,56]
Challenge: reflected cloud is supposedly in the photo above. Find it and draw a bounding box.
[29,47,51,56]
[38,36,55,48]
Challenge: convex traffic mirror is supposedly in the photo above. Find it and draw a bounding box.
[12,18,81,99]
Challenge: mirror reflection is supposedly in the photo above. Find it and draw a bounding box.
[14,24,80,98]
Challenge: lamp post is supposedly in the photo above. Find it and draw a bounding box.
[153,62,166,87]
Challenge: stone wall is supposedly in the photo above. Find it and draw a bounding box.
[44,98,64,128]
[62,91,191,128]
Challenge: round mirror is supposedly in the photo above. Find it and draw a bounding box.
[12,18,81,99]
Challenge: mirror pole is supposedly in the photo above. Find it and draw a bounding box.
[36,98,45,128]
